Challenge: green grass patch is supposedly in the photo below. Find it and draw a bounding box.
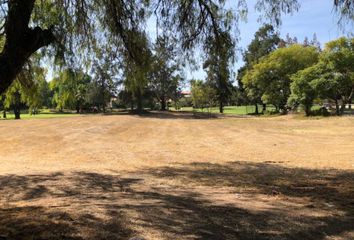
[174,105,277,115]
[0,110,80,120]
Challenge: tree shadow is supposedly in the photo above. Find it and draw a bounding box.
[0,162,353,239]
[134,162,354,239]
[131,111,221,120]
[133,111,253,120]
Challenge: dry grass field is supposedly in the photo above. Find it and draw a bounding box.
[0,112,353,240]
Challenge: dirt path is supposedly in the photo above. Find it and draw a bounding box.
[0,113,353,239]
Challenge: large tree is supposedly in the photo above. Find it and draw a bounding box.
[289,37,354,115]
[50,68,91,112]
[242,44,319,112]
[203,31,235,113]
[150,36,183,111]
[237,24,281,114]
[122,31,152,113]
[3,54,47,119]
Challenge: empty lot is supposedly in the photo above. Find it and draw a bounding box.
[0,112,353,239]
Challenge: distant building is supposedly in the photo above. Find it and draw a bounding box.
[181,91,191,98]
[109,95,118,109]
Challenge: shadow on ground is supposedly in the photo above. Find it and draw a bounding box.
[0,162,353,239]
[104,110,254,120]
[104,110,221,120]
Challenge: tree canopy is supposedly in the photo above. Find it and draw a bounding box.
[289,37,354,115]
[242,44,319,112]
[0,0,351,95]
[237,24,281,113]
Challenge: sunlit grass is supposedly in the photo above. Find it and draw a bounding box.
[174,105,277,115]
[0,109,80,120]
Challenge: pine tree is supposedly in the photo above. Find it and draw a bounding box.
[311,33,321,50]
[303,37,310,47]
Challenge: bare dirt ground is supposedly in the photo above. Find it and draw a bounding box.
[0,112,353,240]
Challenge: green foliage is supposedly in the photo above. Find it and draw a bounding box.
[289,65,320,116]
[150,36,183,110]
[50,68,91,111]
[243,24,280,65]
[191,80,217,110]
[203,31,235,113]
[243,44,319,112]
[288,37,354,116]
[0,0,351,98]
[3,56,49,118]
[315,37,354,113]
[237,24,280,107]
[122,31,153,112]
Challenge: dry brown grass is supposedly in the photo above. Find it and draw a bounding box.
[0,112,353,239]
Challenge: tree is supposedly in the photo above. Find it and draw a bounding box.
[239,24,280,113]
[310,64,346,115]
[37,79,53,109]
[296,37,354,115]
[3,57,48,119]
[203,31,235,113]
[244,24,281,66]
[303,37,310,47]
[234,66,249,106]
[0,0,54,94]
[150,36,183,111]
[322,37,354,113]
[190,80,217,111]
[122,31,152,113]
[243,44,319,113]
[288,37,353,116]
[4,81,22,119]
[50,68,91,112]
[289,65,320,116]
[85,80,113,112]
[311,33,322,51]
[92,59,118,113]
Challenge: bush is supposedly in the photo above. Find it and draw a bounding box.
[310,107,330,116]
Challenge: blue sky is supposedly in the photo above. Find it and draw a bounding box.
[178,0,353,81]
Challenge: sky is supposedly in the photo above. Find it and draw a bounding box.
[174,0,354,82]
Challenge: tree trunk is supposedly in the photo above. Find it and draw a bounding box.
[340,100,346,115]
[335,99,340,116]
[161,96,167,111]
[136,90,143,113]
[219,101,224,114]
[305,105,311,116]
[14,108,21,120]
[102,100,106,113]
[255,103,259,115]
[0,0,55,94]
[3,110,6,119]
[130,92,134,111]
[262,104,267,113]
[130,100,134,111]
[13,91,21,120]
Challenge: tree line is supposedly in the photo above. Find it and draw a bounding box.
[0,1,352,118]
[0,35,185,119]
[0,1,351,96]
[238,25,353,116]
[1,27,353,119]
[191,25,353,116]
